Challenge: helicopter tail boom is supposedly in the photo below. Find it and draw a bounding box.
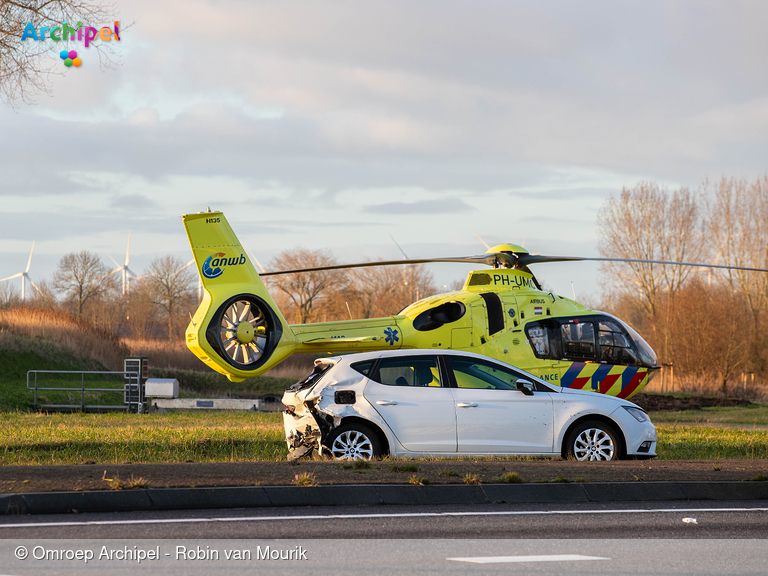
[183,211,297,381]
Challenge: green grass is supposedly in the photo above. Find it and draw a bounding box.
[0,340,112,412]
[650,405,768,426]
[2,405,768,466]
[491,472,524,484]
[0,411,286,465]
[655,424,768,459]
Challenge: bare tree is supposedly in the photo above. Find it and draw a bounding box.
[705,177,768,329]
[597,183,705,318]
[266,249,346,324]
[27,278,59,310]
[142,256,195,339]
[0,281,20,308]
[347,263,435,318]
[1,0,120,106]
[52,251,114,318]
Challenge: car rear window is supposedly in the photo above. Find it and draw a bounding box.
[351,360,375,377]
[289,362,333,391]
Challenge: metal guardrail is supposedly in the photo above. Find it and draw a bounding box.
[26,370,145,412]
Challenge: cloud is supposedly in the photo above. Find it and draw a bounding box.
[109,193,160,209]
[4,0,768,301]
[364,198,474,215]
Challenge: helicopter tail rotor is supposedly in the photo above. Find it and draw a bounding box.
[182,211,297,382]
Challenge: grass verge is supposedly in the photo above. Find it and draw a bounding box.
[656,424,768,459]
[650,405,768,426]
[2,414,768,466]
[0,412,286,465]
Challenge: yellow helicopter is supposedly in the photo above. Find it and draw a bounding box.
[182,210,767,399]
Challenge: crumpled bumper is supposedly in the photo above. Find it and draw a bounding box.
[283,410,324,461]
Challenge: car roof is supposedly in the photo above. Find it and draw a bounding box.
[329,348,522,366]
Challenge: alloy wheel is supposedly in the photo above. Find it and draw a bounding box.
[330,429,374,461]
[573,427,616,461]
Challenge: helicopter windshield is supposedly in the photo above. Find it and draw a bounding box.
[596,312,658,366]
[524,313,658,368]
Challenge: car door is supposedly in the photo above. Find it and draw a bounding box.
[445,355,555,454]
[364,355,457,453]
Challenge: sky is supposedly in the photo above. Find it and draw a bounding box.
[2,0,767,303]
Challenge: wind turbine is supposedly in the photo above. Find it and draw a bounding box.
[172,258,203,302]
[108,231,139,295]
[0,241,42,302]
[389,234,420,300]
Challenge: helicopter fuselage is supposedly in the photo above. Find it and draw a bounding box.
[289,268,659,399]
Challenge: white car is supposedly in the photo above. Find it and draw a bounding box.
[282,349,656,461]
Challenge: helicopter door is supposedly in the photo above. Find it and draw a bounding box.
[452,299,484,349]
[514,300,561,385]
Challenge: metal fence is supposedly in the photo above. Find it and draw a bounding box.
[27,370,145,412]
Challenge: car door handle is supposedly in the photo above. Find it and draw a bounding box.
[376,400,397,406]
[456,403,478,408]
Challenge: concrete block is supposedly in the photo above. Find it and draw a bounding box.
[145,378,179,398]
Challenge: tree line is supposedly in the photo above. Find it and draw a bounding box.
[0,249,439,339]
[598,177,768,396]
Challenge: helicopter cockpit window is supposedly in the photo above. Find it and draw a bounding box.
[560,321,596,360]
[598,312,658,366]
[598,320,638,365]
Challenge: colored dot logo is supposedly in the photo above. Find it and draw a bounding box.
[59,50,82,68]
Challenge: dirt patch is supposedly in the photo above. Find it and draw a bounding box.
[632,393,752,412]
[1,459,767,494]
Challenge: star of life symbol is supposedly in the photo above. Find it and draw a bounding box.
[383,327,399,346]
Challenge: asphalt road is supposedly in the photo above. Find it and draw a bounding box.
[1,536,768,576]
[1,500,767,539]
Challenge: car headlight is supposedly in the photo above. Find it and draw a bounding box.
[623,406,650,422]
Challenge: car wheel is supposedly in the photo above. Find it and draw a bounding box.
[566,420,621,461]
[325,423,381,461]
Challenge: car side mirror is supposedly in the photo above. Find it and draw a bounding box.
[516,379,535,396]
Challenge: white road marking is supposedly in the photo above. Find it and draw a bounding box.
[0,507,765,530]
[448,554,610,564]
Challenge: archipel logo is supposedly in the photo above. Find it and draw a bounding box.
[21,21,121,67]
[202,253,246,279]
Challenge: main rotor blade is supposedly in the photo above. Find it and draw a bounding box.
[259,253,517,276]
[517,254,768,273]
[25,241,35,273]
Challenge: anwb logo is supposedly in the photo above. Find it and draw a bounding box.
[202,253,246,279]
